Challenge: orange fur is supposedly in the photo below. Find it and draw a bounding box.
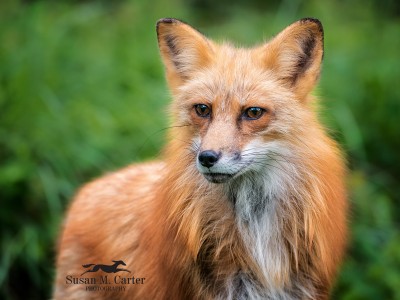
[54,18,347,299]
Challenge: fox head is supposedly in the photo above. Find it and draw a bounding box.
[156,18,324,184]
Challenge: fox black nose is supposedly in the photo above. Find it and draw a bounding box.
[198,150,220,168]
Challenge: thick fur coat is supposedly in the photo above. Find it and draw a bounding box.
[54,18,347,299]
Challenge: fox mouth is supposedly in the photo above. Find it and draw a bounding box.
[203,172,234,184]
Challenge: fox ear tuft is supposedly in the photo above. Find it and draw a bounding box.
[262,18,324,99]
[156,18,214,89]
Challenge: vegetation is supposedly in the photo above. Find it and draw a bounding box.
[0,0,399,299]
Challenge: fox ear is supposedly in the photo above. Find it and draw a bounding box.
[156,18,214,89]
[262,18,324,100]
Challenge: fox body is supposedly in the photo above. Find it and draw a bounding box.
[54,18,347,299]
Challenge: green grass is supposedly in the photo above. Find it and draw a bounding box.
[0,0,399,299]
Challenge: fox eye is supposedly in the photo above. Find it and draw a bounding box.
[244,107,264,120]
[194,104,211,118]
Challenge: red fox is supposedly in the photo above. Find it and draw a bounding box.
[54,18,347,299]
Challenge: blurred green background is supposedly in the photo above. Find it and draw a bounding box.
[0,0,399,299]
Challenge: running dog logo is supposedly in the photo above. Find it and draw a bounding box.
[81,260,131,276]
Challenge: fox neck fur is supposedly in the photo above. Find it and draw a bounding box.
[145,119,346,299]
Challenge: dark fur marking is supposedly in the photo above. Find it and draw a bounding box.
[299,18,323,34]
[291,33,317,84]
[226,181,238,206]
[302,34,316,62]
[296,34,316,72]
[232,274,248,298]
[228,175,269,221]
[155,18,185,73]
[156,18,193,29]
[156,18,211,80]
[156,19,178,44]
[157,18,178,24]
[164,34,185,72]
[196,239,216,286]
[252,195,268,218]
[249,180,268,219]
[241,177,268,220]
[165,34,180,57]
[232,271,262,298]
[289,18,324,85]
